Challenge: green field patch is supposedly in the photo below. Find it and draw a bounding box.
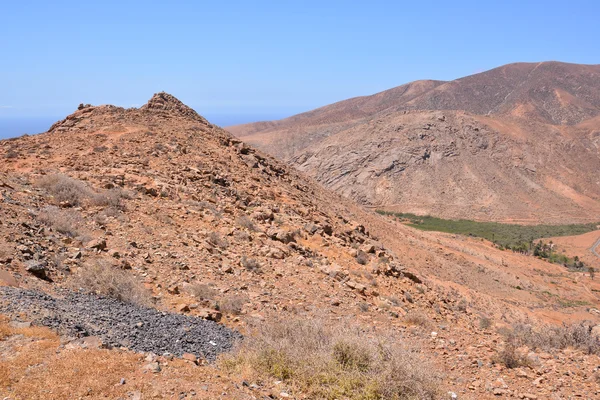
[377,211,599,270]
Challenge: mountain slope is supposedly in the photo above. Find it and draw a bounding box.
[228,62,600,222]
[2,93,600,398]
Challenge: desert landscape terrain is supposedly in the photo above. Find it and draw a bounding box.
[0,92,599,399]
[230,62,600,224]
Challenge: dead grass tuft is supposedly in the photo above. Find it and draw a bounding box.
[218,295,248,315]
[506,321,600,354]
[188,283,217,300]
[493,340,532,369]
[37,206,85,238]
[37,174,92,206]
[236,215,258,232]
[71,258,151,306]
[220,318,441,400]
[240,256,260,272]
[207,231,229,250]
[36,174,126,209]
[404,311,431,328]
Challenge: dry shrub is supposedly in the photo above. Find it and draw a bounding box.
[36,174,125,209]
[4,149,19,159]
[37,174,92,206]
[219,295,248,315]
[88,188,125,208]
[37,206,84,238]
[479,315,493,330]
[208,231,229,250]
[72,258,151,306]
[220,318,441,400]
[356,250,369,265]
[404,311,431,327]
[493,340,531,369]
[507,321,600,354]
[384,296,401,306]
[236,215,257,232]
[241,256,260,272]
[188,283,217,300]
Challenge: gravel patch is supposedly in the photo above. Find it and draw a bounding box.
[0,286,241,361]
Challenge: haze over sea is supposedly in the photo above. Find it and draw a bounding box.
[0,113,286,140]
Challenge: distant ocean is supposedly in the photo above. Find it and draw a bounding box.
[0,114,287,141]
[0,117,59,140]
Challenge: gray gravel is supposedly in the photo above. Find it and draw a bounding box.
[0,286,241,361]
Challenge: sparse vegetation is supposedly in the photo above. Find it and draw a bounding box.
[4,149,19,159]
[187,283,217,300]
[493,340,532,369]
[236,215,258,231]
[36,173,126,209]
[479,315,493,330]
[220,318,441,400]
[37,206,85,238]
[240,256,260,272]
[404,311,430,327]
[356,250,369,265]
[37,174,91,206]
[207,231,229,250]
[218,295,248,315]
[72,258,151,306]
[505,321,600,355]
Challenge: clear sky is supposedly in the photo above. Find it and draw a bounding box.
[1,0,599,128]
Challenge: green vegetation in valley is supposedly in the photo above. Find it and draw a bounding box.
[377,211,599,270]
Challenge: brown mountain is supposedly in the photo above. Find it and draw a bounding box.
[2,93,600,398]
[228,61,600,223]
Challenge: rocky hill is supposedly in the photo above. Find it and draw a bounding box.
[229,62,600,223]
[1,93,600,399]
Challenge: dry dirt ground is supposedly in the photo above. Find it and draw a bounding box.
[1,93,599,399]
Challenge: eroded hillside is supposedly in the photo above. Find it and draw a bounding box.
[229,62,600,223]
[1,93,600,399]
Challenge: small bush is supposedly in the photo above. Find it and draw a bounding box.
[507,321,600,355]
[240,256,260,272]
[37,174,91,206]
[37,174,125,209]
[207,231,229,250]
[4,150,19,159]
[404,311,430,327]
[88,189,124,209]
[220,318,441,400]
[218,295,248,315]
[384,296,401,306]
[493,340,531,369]
[72,258,151,306]
[479,315,493,330]
[236,215,257,232]
[37,206,84,238]
[356,250,369,265]
[188,283,217,300]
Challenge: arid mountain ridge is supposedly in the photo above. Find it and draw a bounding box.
[229,61,600,223]
[1,92,600,398]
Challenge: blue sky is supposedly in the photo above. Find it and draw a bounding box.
[1,0,599,129]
